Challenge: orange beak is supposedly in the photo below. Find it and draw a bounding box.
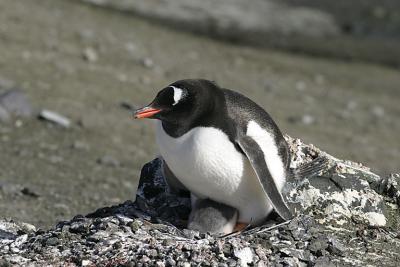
[134,106,162,119]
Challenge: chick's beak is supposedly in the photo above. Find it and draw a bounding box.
[133,106,162,119]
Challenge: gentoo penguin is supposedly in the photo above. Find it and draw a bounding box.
[134,79,293,233]
[162,158,239,234]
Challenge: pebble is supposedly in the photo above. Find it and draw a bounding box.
[346,100,358,110]
[45,237,60,246]
[82,47,98,62]
[233,247,253,266]
[96,155,120,167]
[124,42,137,54]
[295,81,306,91]
[0,89,33,118]
[0,76,15,88]
[370,105,385,118]
[141,58,154,68]
[301,114,315,125]
[120,101,137,111]
[0,105,10,122]
[81,259,92,266]
[308,237,329,253]
[78,29,95,41]
[20,187,40,198]
[314,74,325,85]
[71,141,90,150]
[38,109,71,128]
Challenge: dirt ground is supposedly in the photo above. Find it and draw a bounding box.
[0,0,399,228]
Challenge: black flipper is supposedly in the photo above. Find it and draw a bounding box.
[237,136,293,221]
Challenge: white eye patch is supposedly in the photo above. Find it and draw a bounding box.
[170,86,184,106]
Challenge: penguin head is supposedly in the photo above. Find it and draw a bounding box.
[134,79,219,124]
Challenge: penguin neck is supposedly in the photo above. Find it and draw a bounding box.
[160,89,226,138]
[161,106,215,138]
[161,120,193,138]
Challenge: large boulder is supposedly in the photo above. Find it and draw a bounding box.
[80,0,400,67]
[82,0,339,39]
[0,137,399,266]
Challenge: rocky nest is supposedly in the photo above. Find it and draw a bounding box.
[1,137,399,266]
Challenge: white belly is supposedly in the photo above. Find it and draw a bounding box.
[155,121,273,224]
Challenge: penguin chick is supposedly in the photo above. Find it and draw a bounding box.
[188,198,238,235]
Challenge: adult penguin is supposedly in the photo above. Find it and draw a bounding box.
[134,79,293,233]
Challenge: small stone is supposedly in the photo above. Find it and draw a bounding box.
[372,6,387,19]
[301,114,315,125]
[96,155,120,167]
[21,50,31,60]
[0,105,10,122]
[328,238,346,256]
[82,47,98,62]
[295,81,306,91]
[314,256,335,267]
[115,214,133,225]
[117,73,128,83]
[346,100,357,111]
[16,222,36,234]
[309,237,329,254]
[14,119,23,127]
[38,109,71,128]
[129,220,142,232]
[45,237,60,246]
[81,259,92,266]
[124,42,136,54]
[21,187,40,198]
[49,155,63,164]
[314,74,325,85]
[371,106,385,118]
[120,101,136,111]
[13,234,28,247]
[141,255,150,263]
[233,247,253,266]
[10,246,20,253]
[0,89,33,118]
[141,58,154,68]
[71,141,90,150]
[78,29,95,41]
[0,76,15,88]
[165,257,176,266]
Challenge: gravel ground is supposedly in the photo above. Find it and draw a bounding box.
[1,137,399,266]
[0,0,399,230]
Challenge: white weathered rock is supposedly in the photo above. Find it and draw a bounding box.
[234,247,253,267]
[39,109,71,128]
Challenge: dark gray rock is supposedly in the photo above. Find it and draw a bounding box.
[0,89,33,121]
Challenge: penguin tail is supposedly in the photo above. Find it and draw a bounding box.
[290,156,330,180]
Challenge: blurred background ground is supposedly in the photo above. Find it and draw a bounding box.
[0,0,399,228]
